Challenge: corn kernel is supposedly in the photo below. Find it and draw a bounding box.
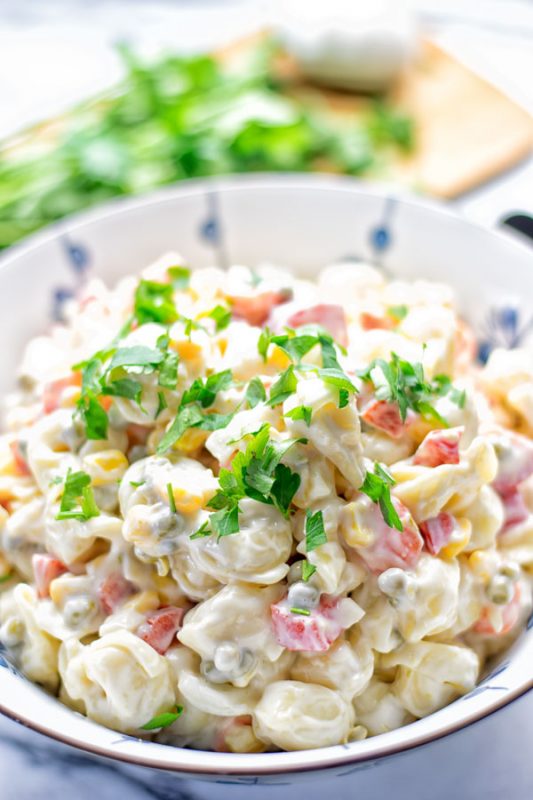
[267,346,291,371]
[172,427,208,455]
[172,339,202,361]
[83,449,128,486]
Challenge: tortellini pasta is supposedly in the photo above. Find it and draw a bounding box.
[0,256,531,753]
[59,630,175,732]
[253,680,355,750]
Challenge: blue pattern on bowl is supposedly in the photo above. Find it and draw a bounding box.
[478,304,533,363]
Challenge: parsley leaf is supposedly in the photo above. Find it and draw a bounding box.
[155,391,167,419]
[102,378,143,403]
[168,265,191,290]
[360,462,403,531]
[208,305,232,332]
[245,377,267,408]
[190,520,212,539]
[210,505,240,538]
[301,560,317,582]
[134,280,178,325]
[202,424,304,534]
[56,469,100,521]
[108,346,164,371]
[305,509,327,552]
[141,706,183,731]
[270,333,319,363]
[158,351,179,390]
[387,305,408,322]
[258,327,272,362]
[78,393,109,440]
[290,607,311,616]
[167,483,177,514]
[358,353,465,424]
[267,366,297,406]
[285,405,312,426]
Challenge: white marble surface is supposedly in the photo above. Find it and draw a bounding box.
[0,1,532,797]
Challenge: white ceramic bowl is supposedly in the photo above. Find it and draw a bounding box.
[0,175,532,788]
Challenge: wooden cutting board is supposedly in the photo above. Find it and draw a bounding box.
[221,34,533,199]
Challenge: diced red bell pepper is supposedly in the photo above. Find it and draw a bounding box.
[287,304,348,346]
[137,606,184,654]
[420,512,457,555]
[229,290,291,327]
[360,312,393,331]
[361,399,408,439]
[499,489,529,532]
[97,573,136,615]
[32,554,68,599]
[414,427,463,468]
[271,595,348,652]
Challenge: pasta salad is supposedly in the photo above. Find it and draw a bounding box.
[0,255,532,753]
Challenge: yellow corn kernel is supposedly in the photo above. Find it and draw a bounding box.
[83,449,129,486]
[172,339,202,361]
[171,486,205,514]
[172,427,208,455]
[440,518,472,559]
[267,346,291,371]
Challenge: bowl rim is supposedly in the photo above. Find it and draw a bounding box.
[0,172,532,776]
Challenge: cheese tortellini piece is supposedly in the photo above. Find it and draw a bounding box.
[381,641,479,718]
[253,680,355,750]
[0,584,60,690]
[59,630,175,732]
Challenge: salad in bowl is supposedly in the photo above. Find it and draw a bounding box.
[0,249,532,754]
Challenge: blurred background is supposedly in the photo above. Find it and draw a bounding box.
[0,0,532,253]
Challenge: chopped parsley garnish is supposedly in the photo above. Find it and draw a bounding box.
[245,377,267,408]
[360,462,403,531]
[168,265,191,290]
[259,327,356,408]
[305,509,327,552]
[108,346,164,371]
[156,370,234,454]
[267,366,297,406]
[285,405,312,426]
[194,424,305,539]
[358,353,465,424]
[141,705,183,731]
[167,483,177,514]
[56,469,100,522]
[155,391,168,419]
[78,393,109,440]
[129,480,145,488]
[190,520,212,539]
[387,305,408,322]
[134,279,178,325]
[290,607,311,616]
[0,573,13,585]
[301,560,317,582]
[102,378,143,403]
[208,305,232,332]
